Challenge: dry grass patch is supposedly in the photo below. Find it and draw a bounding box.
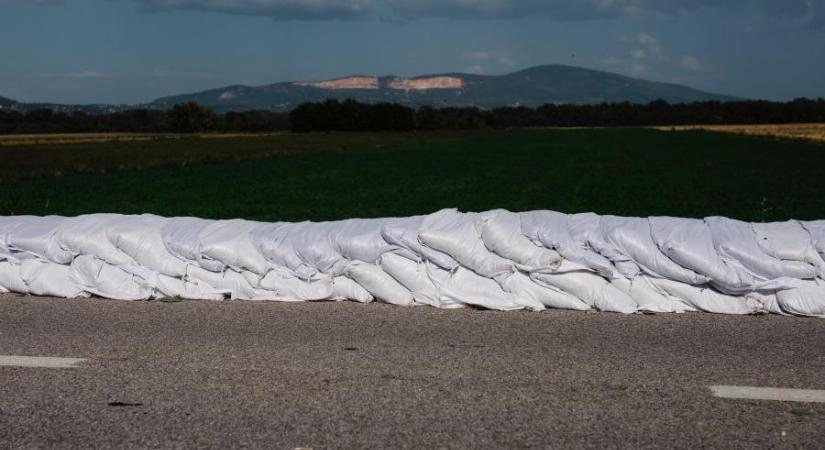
[656,123,825,143]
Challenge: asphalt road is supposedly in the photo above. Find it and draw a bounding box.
[1,293,824,449]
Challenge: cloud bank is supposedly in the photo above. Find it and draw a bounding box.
[128,0,825,29]
[134,0,374,19]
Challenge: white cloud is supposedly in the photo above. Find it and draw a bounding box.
[681,55,701,71]
[602,33,711,82]
[134,0,375,19]
[601,32,668,77]
[463,50,515,67]
[36,70,108,78]
[123,0,825,29]
[461,50,516,74]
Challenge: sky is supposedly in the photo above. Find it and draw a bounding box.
[1,0,824,104]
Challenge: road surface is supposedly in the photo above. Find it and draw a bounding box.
[1,294,824,448]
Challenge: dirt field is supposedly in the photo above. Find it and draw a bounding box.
[656,123,825,142]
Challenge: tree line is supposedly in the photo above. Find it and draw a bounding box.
[0,103,289,134]
[1,98,824,134]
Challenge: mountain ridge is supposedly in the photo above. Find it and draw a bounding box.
[151,64,738,112]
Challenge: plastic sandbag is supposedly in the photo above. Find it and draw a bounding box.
[480,210,561,272]
[568,213,637,277]
[332,276,374,303]
[429,266,527,311]
[801,220,825,258]
[381,215,459,270]
[344,261,414,306]
[152,274,225,301]
[707,216,815,280]
[161,217,226,272]
[199,219,271,275]
[521,210,615,277]
[646,277,762,315]
[610,276,694,313]
[107,215,188,278]
[333,218,400,264]
[499,271,586,311]
[775,280,825,317]
[57,215,135,266]
[6,216,75,264]
[419,209,514,277]
[601,216,709,285]
[70,255,153,300]
[532,261,638,313]
[752,221,825,277]
[259,267,337,301]
[379,252,443,307]
[0,261,27,293]
[186,265,278,301]
[20,259,85,298]
[0,217,24,261]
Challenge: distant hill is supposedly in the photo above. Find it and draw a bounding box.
[0,96,19,109]
[151,64,737,112]
[0,96,137,114]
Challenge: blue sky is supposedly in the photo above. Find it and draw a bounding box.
[1,0,823,104]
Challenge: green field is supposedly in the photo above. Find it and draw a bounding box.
[2,128,825,222]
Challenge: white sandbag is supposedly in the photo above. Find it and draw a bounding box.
[276,222,345,275]
[610,276,694,313]
[650,216,750,292]
[480,210,561,272]
[752,221,825,277]
[775,280,825,317]
[379,252,439,307]
[499,271,586,311]
[521,210,615,277]
[151,274,225,301]
[161,217,226,273]
[6,216,75,264]
[112,263,225,301]
[429,266,527,311]
[251,221,317,279]
[57,215,135,266]
[707,216,815,280]
[801,220,825,258]
[344,261,414,306]
[745,291,786,315]
[20,259,85,298]
[107,215,188,278]
[332,276,374,303]
[186,265,278,301]
[333,218,400,264]
[568,212,636,277]
[646,277,762,315]
[4,208,825,317]
[532,261,638,313]
[381,215,459,270]
[253,220,361,278]
[199,219,271,275]
[601,216,709,285]
[259,267,336,301]
[0,216,23,259]
[419,209,514,278]
[0,261,27,293]
[70,255,153,300]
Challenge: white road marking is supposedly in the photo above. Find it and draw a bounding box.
[710,385,825,403]
[0,355,87,368]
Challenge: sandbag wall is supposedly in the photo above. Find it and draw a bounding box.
[2,209,825,316]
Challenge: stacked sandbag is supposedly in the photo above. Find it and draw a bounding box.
[1,209,825,317]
